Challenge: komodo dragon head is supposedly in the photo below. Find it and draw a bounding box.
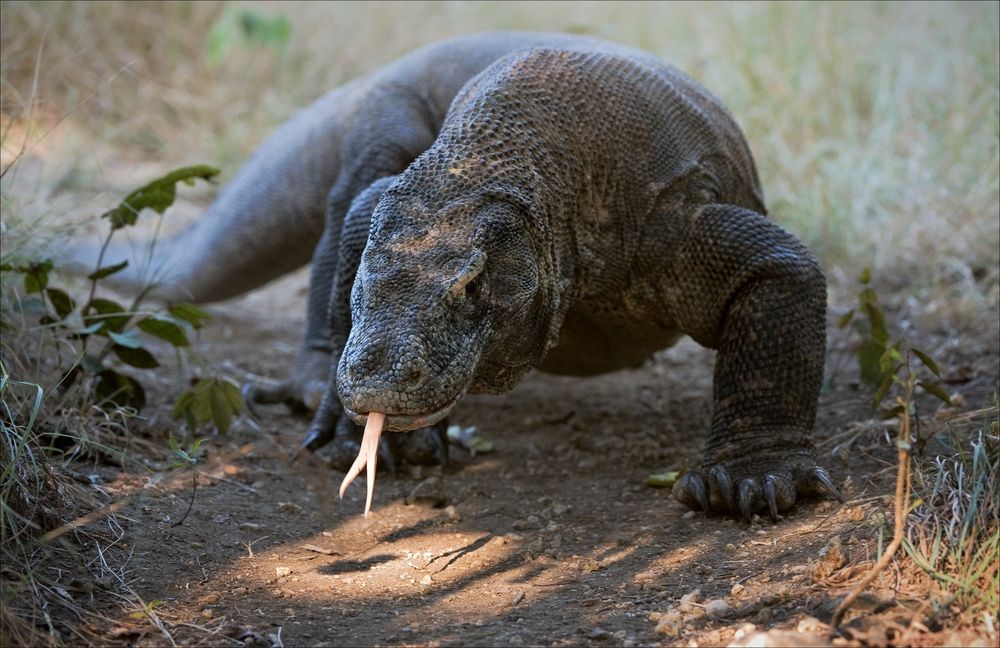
[337,177,561,433]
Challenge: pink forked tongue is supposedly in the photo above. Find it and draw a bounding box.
[338,411,386,518]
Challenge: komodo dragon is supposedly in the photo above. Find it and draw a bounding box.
[77,31,842,521]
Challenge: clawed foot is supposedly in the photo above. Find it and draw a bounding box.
[243,350,330,414]
[673,453,843,522]
[323,417,448,474]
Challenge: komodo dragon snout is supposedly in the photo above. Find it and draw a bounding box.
[337,197,551,432]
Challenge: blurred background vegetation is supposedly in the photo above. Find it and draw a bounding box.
[1,0,997,290]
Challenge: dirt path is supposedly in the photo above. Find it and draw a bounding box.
[80,268,991,648]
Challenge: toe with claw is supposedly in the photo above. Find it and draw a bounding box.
[673,455,844,522]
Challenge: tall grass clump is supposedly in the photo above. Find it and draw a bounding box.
[905,424,1000,624]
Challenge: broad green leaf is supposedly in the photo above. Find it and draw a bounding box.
[0,262,12,272]
[101,165,220,230]
[911,348,941,378]
[222,379,244,412]
[172,390,194,420]
[112,345,160,368]
[87,260,128,281]
[45,288,75,319]
[858,338,886,386]
[138,316,190,347]
[84,298,130,333]
[108,330,144,349]
[917,380,953,405]
[873,371,895,406]
[210,382,233,434]
[859,267,872,285]
[191,380,214,423]
[167,303,211,330]
[863,301,889,346]
[24,261,51,293]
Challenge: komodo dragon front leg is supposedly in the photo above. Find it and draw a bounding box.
[658,204,843,520]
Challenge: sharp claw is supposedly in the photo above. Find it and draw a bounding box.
[764,476,780,522]
[738,479,758,522]
[691,473,710,511]
[812,466,845,503]
[709,465,736,513]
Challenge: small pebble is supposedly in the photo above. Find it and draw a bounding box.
[200,593,220,605]
[679,589,702,612]
[201,609,213,620]
[275,566,291,577]
[232,587,248,595]
[589,627,609,640]
[512,590,525,605]
[682,510,696,520]
[731,583,745,597]
[705,599,730,618]
[655,611,683,637]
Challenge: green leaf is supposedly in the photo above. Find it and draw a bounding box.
[911,348,941,378]
[859,338,886,386]
[23,260,53,294]
[87,260,128,281]
[108,330,144,349]
[0,262,12,272]
[880,404,906,419]
[863,301,889,346]
[112,345,160,368]
[210,382,234,435]
[191,379,214,424]
[873,371,895,406]
[138,316,190,347]
[45,288,75,319]
[879,341,903,374]
[837,309,855,329]
[94,369,146,410]
[859,267,872,285]
[101,165,220,229]
[84,298,130,333]
[167,303,211,330]
[646,471,681,488]
[222,379,244,413]
[74,322,104,337]
[917,380,953,405]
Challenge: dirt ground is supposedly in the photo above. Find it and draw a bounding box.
[59,264,995,648]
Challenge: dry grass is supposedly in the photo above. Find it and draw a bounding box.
[0,1,998,645]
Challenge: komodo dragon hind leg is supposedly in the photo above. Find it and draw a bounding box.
[658,204,844,521]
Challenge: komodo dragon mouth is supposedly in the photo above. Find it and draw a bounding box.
[338,394,463,518]
[342,393,463,432]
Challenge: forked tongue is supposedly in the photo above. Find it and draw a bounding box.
[338,412,386,518]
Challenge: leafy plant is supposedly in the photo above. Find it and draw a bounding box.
[167,434,205,527]
[838,267,891,387]
[833,338,953,627]
[2,165,243,436]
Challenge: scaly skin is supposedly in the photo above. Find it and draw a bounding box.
[314,46,842,519]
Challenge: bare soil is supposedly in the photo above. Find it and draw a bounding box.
[66,267,997,648]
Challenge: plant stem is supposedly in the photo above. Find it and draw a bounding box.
[832,375,913,628]
[170,468,198,527]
